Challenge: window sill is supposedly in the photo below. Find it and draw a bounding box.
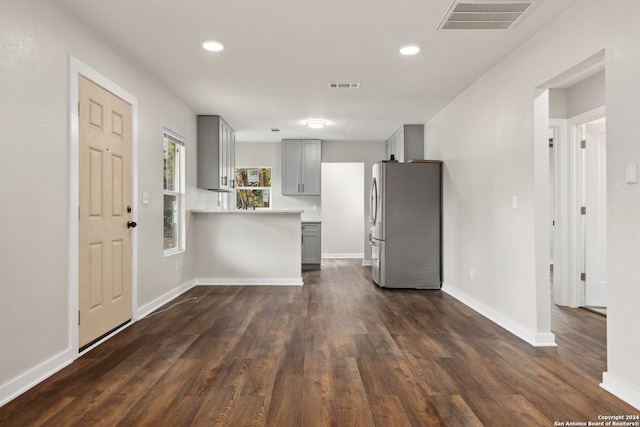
[164,248,184,257]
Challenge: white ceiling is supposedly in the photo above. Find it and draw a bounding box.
[57,0,579,143]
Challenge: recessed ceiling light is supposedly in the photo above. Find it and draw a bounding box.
[305,120,326,129]
[400,45,420,55]
[202,40,224,52]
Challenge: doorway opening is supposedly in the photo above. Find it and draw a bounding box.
[320,163,365,259]
[550,110,607,313]
[536,48,608,395]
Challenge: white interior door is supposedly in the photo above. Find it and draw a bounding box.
[78,75,133,347]
[584,120,607,307]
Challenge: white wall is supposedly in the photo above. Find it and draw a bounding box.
[193,213,301,283]
[425,0,640,408]
[0,0,197,403]
[550,70,605,119]
[321,163,365,258]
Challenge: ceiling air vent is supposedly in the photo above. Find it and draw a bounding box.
[438,0,539,30]
[329,82,360,89]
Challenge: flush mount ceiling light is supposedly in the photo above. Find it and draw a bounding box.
[202,40,224,52]
[305,120,326,129]
[400,45,420,55]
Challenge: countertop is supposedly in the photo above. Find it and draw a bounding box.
[191,209,303,214]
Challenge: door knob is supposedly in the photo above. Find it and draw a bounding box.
[127,221,137,228]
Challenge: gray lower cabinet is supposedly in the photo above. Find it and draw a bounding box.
[302,222,321,270]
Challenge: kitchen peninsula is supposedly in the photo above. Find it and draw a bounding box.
[192,209,303,285]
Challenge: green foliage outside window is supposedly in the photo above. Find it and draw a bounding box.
[163,133,184,252]
[236,167,271,209]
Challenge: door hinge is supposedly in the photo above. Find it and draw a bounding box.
[78,311,81,325]
[581,206,586,215]
[581,140,586,149]
[78,102,80,117]
[580,272,586,281]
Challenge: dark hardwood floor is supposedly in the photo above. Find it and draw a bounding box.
[1,259,637,426]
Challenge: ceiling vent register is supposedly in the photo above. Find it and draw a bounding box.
[439,0,538,30]
[329,82,361,89]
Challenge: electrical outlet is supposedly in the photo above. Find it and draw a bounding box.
[511,196,518,209]
[174,261,179,272]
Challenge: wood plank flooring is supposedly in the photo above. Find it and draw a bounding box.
[1,259,637,426]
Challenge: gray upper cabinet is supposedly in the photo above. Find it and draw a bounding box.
[385,124,424,162]
[197,115,235,191]
[281,139,321,195]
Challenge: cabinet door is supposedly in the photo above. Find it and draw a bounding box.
[302,223,321,265]
[218,119,229,190]
[301,140,321,195]
[302,233,321,263]
[197,116,222,190]
[228,127,235,189]
[282,140,302,195]
[396,127,405,162]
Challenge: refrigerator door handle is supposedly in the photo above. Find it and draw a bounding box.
[369,177,378,225]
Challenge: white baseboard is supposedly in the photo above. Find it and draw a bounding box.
[196,277,303,286]
[601,372,640,410]
[442,282,557,348]
[0,348,74,407]
[322,253,364,259]
[136,279,197,319]
[362,259,372,266]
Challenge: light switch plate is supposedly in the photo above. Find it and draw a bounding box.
[625,163,637,184]
[142,192,149,205]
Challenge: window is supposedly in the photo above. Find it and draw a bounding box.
[163,130,185,254]
[235,167,272,209]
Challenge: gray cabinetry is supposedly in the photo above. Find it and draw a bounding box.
[282,139,321,195]
[197,115,235,191]
[385,125,423,162]
[302,222,321,269]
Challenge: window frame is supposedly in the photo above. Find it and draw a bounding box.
[235,166,272,210]
[163,130,186,256]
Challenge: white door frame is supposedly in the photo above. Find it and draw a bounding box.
[551,106,605,307]
[68,56,139,355]
[550,118,572,306]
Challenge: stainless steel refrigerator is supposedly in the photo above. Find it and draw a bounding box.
[369,160,442,289]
